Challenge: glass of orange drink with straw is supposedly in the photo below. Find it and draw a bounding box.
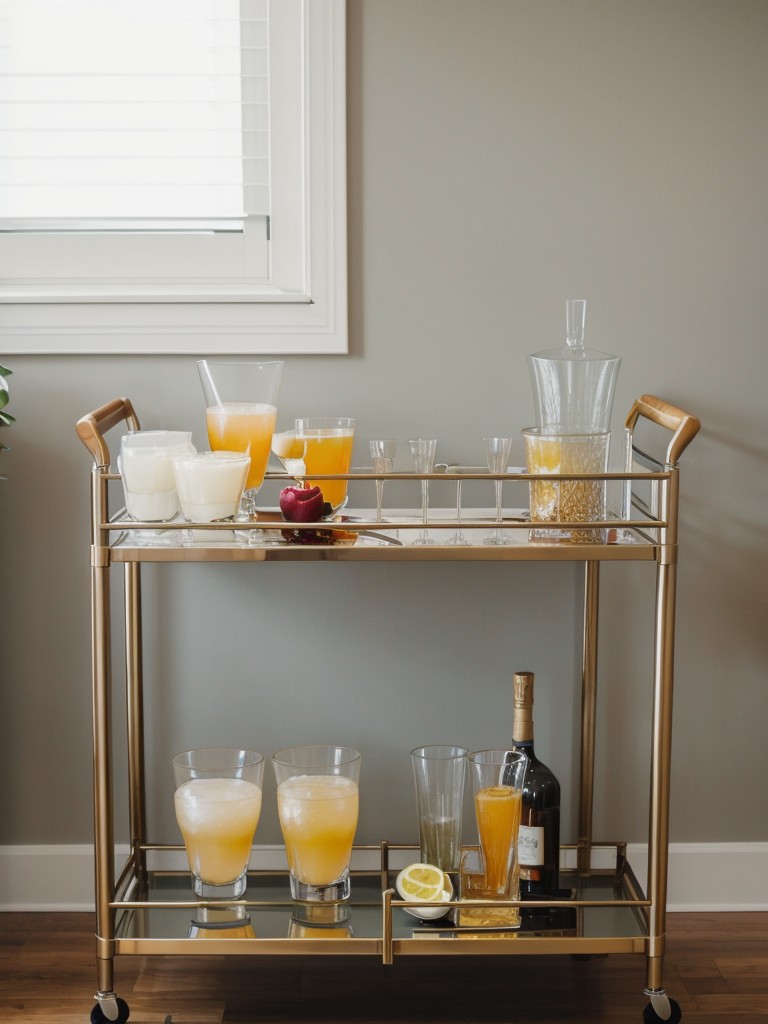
[468,749,527,898]
[197,360,283,517]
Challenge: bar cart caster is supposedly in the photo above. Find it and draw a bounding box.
[90,993,130,1024]
[643,990,682,1023]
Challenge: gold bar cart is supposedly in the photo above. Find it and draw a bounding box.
[76,394,699,1024]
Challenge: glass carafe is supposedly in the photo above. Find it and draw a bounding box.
[527,300,620,434]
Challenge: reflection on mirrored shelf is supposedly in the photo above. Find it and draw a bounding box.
[114,870,646,946]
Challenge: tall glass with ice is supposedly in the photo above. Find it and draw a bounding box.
[173,748,264,899]
[272,745,361,903]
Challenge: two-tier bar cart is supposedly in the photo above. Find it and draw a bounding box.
[76,393,699,1024]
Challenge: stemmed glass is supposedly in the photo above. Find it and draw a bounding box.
[369,439,397,522]
[197,360,283,519]
[271,430,307,482]
[447,473,470,546]
[483,437,513,545]
[409,438,437,546]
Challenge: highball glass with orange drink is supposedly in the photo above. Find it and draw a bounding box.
[468,749,527,897]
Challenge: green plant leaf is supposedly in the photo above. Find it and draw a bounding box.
[0,410,15,425]
[0,364,12,378]
[0,390,9,412]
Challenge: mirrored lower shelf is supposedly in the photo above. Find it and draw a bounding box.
[113,869,649,958]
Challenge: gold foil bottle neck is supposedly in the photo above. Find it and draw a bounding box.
[513,671,534,743]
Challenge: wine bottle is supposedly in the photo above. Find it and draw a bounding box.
[512,671,562,897]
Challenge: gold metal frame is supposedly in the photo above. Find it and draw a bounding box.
[75,394,699,1012]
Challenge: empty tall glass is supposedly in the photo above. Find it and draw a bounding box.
[411,745,467,872]
[273,745,361,903]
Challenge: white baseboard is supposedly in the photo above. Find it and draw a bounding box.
[2,842,768,913]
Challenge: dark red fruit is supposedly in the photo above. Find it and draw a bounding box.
[279,485,326,523]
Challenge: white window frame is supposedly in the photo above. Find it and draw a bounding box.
[0,0,347,355]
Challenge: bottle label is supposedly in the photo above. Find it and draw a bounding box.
[517,824,544,867]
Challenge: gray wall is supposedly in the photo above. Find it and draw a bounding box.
[1,0,767,852]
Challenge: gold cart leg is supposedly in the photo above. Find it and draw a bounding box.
[646,559,677,993]
[578,561,599,877]
[125,563,147,886]
[92,559,115,996]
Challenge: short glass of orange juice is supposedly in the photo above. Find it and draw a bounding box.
[295,418,355,511]
[467,749,527,900]
[272,745,361,903]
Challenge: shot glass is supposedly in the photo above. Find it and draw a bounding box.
[411,745,467,872]
[172,748,265,899]
[467,749,528,900]
[295,418,356,511]
[522,428,610,542]
[171,451,250,522]
[119,430,195,522]
[272,745,361,903]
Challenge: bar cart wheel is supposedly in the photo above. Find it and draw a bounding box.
[643,992,682,1023]
[90,995,130,1024]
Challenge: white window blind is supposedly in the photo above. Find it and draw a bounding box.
[0,0,269,229]
[0,0,348,355]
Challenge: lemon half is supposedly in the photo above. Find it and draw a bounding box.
[395,863,454,920]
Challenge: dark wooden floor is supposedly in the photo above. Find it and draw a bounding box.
[1,912,767,1023]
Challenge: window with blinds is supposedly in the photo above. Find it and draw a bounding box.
[0,0,269,230]
[0,0,347,355]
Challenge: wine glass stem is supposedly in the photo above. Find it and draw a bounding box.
[495,479,502,524]
[421,480,429,526]
[456,480,463,525]
[375,480,384,521]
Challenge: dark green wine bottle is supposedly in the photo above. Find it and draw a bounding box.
[512,671,561,897]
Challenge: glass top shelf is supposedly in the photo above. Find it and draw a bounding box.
[104,509,659,564]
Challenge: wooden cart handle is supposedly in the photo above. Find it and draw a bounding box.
[625,394,700,465]
[76,397,140,467]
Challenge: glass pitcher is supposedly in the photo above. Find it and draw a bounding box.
[527,299,620,434]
